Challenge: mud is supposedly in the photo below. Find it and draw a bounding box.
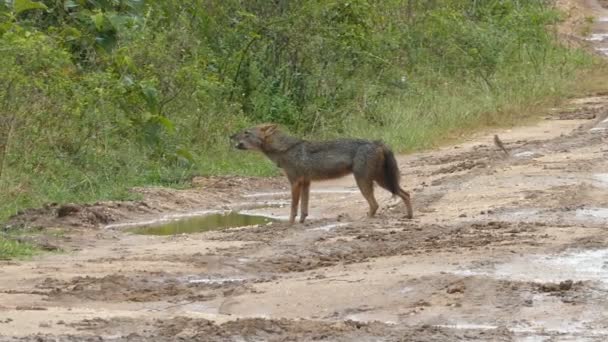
[246,220,545,274]
[3,2,608,340]
[3,176,285,231]
[8,317,514,342]
[35,273,254,303]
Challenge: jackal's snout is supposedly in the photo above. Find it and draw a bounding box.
[229,130,257,150]
[230,124,278,151]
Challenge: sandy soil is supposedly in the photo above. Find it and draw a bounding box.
[3,2,608,341]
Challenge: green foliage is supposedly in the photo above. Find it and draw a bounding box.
[0,0,598,224]
[0,236,37,259]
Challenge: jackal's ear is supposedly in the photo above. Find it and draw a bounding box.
[259,123,278,137]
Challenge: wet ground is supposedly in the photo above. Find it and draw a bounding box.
[3,2,608,342]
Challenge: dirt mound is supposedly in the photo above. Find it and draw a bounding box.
[2,176,286,234]
[412,146,496,168]
[191,175,285,191]
[3,186,232,230]
[432,160,487,175]
[38,274,250,303]
[13,317,514,342]
[549,106,603,120]
[4,202,143,230]
[250,221,542,273]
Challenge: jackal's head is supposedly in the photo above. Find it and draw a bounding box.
[230,123,278,151]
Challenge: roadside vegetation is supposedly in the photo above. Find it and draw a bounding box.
[0,235,37,259]
[0,0,603,233]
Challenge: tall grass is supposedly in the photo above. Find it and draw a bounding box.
[346,50,598,149]
[0,236,37,259]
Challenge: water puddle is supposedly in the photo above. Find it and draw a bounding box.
[309,222,350,232]
[457,249,608,285]
[576,207,608,221]
[435,323,608,342]
[589,127,608,133]
[435,323,504,331]
[128,212,275,235]
[513,151,543,158]
[586,33,608,41]
[496,208,543,221]
[592,173,608,187]
[595,47,608,56]
[188,277,245,285]
[496,206,608,224]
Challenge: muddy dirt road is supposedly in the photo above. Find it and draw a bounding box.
[3,3,608,342]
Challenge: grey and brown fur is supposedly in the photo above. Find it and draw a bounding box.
[230,124,413,224]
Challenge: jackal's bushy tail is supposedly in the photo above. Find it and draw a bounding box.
[382,145,401,195]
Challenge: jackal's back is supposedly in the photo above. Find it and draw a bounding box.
[286,138,379,180]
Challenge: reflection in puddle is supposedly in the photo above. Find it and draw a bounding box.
[128,212,275,235]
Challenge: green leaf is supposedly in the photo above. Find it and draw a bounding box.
[0,21,12,35]
[13,0,47,15]
[151,115,175,133]
[60,26,82,42]
[124,0,144,13]
[91,12,105,31]
[63,0,79,10]
[176,148,195,164]
[121,75,134,87]
[95,33,117,53]
[106,13,130,29]
[140,83,159,114]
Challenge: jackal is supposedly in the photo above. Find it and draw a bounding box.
[230,124,413,224]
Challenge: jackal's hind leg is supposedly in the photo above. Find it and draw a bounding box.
[354,175,378,217]
[399,188,413,219]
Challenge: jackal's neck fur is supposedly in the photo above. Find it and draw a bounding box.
[261,131,302,166]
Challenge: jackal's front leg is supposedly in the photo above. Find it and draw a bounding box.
[300,181,310,223]
[289,181,302,225]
